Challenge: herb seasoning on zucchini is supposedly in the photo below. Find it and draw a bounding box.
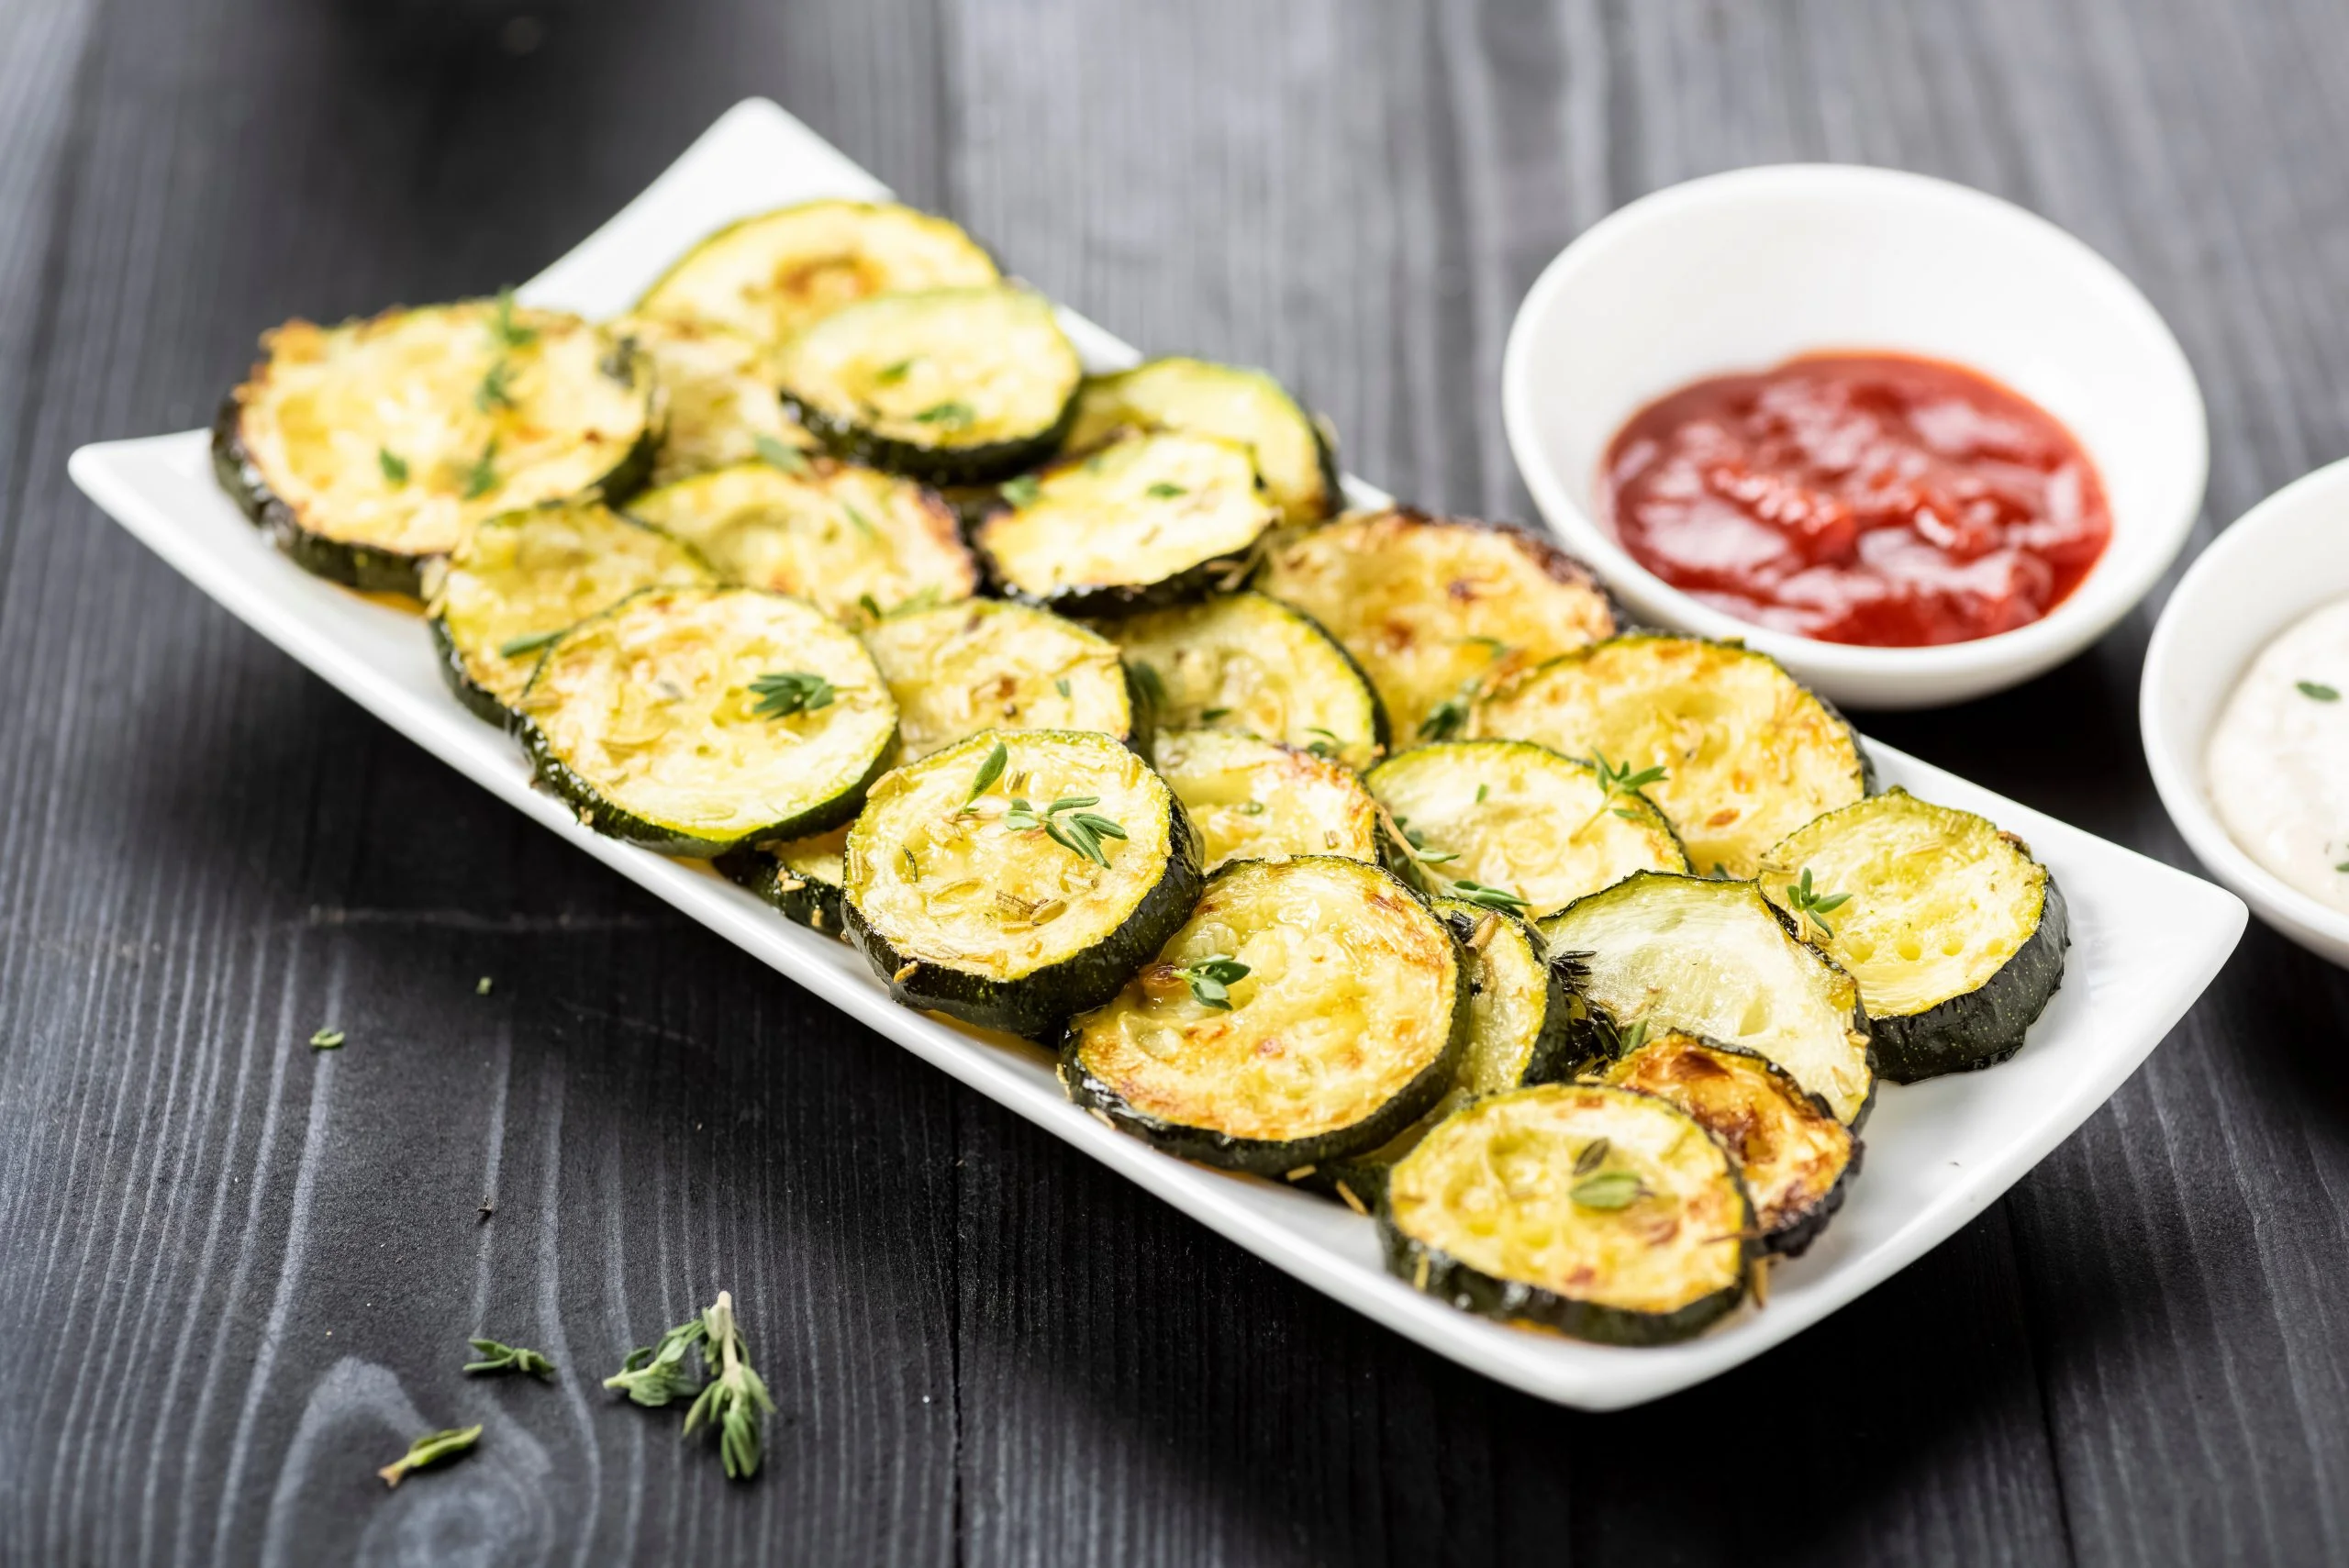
[843,730,1202,1038]
[718,823,852,937]
[516,585,896,855]
[1757,788,2068,1082]
[215,300,659,594]
[863,599,1136,759]
[610,316,814,486]
[634,199,998,350]
[626,461,976,625]
[1149,728,1382,872]
[1542,871,1876,1126]
[776,285,1081,484]
[1063,356,1339,525]
[1380,1084,1752,1345]
[1100,591,1386,772]
[974,432,1277,615]
[1365,740,1687,918]
[1254,509,1615,740]
[1603,1030,1858,1257]
[425,501,713,726]
[1472,633,1870,879]
[1062,857,1466,1173]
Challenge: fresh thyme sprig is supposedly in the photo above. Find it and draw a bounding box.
[1002,795,1126,866]
[1589,750,1667,818]
[1449,879,1529,912]
[1173,953,1251,1010]
[465,1338,555,1378]
[607,1315,711,1407]
[604,1291,773,1481]
[1392,818,1458,866]
[749,671,836,719]
[378,1424,481,1488]
[1782,866,1852,939]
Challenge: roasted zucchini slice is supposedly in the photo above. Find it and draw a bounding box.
[610,316,813,486]
[1254,509,1615,740]
[1063,356,1339,525]
[424,501,713,726]
[718,823,851,937]
[863,599,1136,759]
[516,585,896,855]
[1148,729,1382,872]
[1101,591,1386,772]
[215,300,658,594]
[1061,857,1467,1174]
[634,199,998,349]
[1757,789,2069,1083]
[1365,740,1687,918]
[1541,872,1876,1126]
[1472,633,1870,879]
[974,432,1277,615]
[1603,1031,1858,1258]
[843,729,1202,1038]
[1381,1084,1751,1345]
[776,285,1081,484]
[625,462,976,625]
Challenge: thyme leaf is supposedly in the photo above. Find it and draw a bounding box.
[749,671,836,719]
[1589,749,1668,800]
[462,439,500,500]
[1002,794,1125,865]
[307,1027,345,1051]
[1000,474,1041,507]
[489,288,538,350]
[465,1338,555,1378]
[966,740,1009,804]
[1782,866,1852,939]
[1573,1137,1611,1176]
[378,1424,481,1488]
[2299,680,2341,702]
[1449,879,1529,912]
[378,448,409,486]
[913,400,974,427]
[1144,482,1187,499]
[497,628,564,659]
[754,433,809,474]
[1173,953,1251,1010]
[475,358,518,412]
[1571,1170,1647,1211]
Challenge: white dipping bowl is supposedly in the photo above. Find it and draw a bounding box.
[1503,164,2208,710]
[2143,456,2349,967]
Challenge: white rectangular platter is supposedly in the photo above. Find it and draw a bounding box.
[69,98,2247,1410]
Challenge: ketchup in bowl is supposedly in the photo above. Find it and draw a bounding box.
[1600,353,2111,647]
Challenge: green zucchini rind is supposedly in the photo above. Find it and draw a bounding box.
[1541,871,1877,1127]
[718,823,852,938]
[1149,728,1382,872]
[1603,1030,1859,1259]
[1254,508,1616,741]
[213,302,659,595]
[1061,856,1467,1174]
[1380,1084,1752,1346]
[776,285,1082,484]
[1364,739,1687,919]
[1099,590,1387,773]
[1063,356,1340,525]
[863,599,1136,760]
[516,585,896,856]
[974,432,1278,616]
[423,501,714,727]
[1757,788,2069,1084]
[609,316,815,486]
[634,199,999,350]
[843,729,1203,1039]
[1471,632,1871,881]
[625,461,977,626]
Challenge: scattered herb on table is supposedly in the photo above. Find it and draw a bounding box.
[476,976,494,995]
[308,1028,345,1051]
[378,1424,481,1488]
[1571,1171,1647,1211]
[466,1338,555,1378]
[604,1290,774,1481]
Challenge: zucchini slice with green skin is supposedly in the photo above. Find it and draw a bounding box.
[1100,590,1387,773]
[214,301,659,594]
[633,199,999,350]
[1149,728,1382,872]
[776,285,1081,484]
[1061,856,1467,1174]
[863,599,1136,760]
[1541,871,1876,1126]
[610,316,815,486]
[1254,509,1616,741]
[424,501,714,727]
[1365,740,1687,919]
[1603,1030,1859,1258]
[1757,788,2069,1083]
[975,432,1277,616]
[1063,356,1339,525]
[718,823,851,937]
[844,729,1203,1039]
[1381,1084,1752,1345]
[516,585,896,856]
[1472,633,1871,880]
[625,461,976,626]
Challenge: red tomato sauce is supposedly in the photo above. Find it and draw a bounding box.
[1601,353,2111,647]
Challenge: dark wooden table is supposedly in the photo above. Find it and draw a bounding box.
[3,1,2345,1562]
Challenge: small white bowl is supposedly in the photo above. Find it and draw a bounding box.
[2143,456,2349,966]
[1502,164,2209,710]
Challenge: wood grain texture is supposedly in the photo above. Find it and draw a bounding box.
[1,0,2345,1563]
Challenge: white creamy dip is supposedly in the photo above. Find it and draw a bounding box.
[2207,596,2349,914]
